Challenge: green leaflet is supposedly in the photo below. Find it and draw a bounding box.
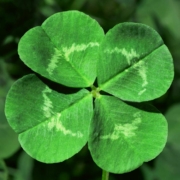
[0,160,8,180]
[97,22,174,102]
[88,95,167,173]
[18,11,104,87]
[5,74,93,163]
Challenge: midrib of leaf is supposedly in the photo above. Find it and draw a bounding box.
[41,27,92,85]
[96,97,144,167]
[103,98,159,165]
[99,43,164,90]
[18,93,92,134]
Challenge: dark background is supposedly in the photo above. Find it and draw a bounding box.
[0,0,180,179]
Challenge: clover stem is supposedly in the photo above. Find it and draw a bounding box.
[90,85,101,98]
[102,169,109,180]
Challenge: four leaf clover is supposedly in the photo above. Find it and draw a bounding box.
[5,11,174,173]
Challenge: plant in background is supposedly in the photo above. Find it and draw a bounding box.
[5,10,174,179]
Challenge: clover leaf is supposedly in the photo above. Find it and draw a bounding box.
[5,10,174,175]
[89,96,167,173]
[97,22,174,102]
[5,74,93,163]
[18,11,104,87]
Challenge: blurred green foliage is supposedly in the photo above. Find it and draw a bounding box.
[0,61,20,160]
[0,0,180,179]
[141,103,180,180]
[0,160,8,180]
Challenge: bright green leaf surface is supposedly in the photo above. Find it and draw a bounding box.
[88,95,167,173]
[18,11,104,87]
[0,160,8,180]
[97,22,174,102]
[5,74,93,163]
